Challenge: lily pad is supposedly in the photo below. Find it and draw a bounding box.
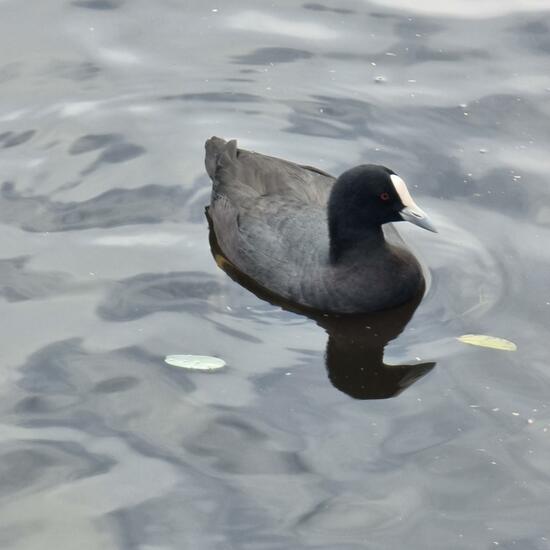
[457,334,517,351]
[164,354,226,370]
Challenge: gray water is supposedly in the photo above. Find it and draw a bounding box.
[2,1,550,548]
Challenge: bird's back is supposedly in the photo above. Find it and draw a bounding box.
[206,137,336,303]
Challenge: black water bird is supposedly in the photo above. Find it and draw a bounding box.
[205,137,436,314]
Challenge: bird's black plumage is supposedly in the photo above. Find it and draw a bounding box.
[205,137,434,314]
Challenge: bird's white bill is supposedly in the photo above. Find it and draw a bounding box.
[390,174,437,233]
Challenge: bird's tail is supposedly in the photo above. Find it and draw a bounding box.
[205,136,238,180]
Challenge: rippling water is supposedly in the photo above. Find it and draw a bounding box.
[2,1,550,548]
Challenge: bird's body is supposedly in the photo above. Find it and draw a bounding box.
[205,137,434,314]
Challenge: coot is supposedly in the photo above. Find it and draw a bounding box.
[205,137,436,314]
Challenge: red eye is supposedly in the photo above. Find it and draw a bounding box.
[380,192,390,201]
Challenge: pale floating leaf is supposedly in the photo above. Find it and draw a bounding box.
[164,354,226,370]
[457,334,517,351]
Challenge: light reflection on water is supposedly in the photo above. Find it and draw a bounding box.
[1,1,550,548]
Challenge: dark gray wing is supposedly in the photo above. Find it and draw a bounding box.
[205,137,335,300]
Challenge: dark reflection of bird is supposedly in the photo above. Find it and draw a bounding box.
[206,210,435,400]
[319,301,435,399]
[205,136,436,315]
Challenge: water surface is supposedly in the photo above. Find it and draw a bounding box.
[1,1,550,548]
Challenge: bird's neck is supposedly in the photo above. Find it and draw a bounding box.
[329,225,386,264]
